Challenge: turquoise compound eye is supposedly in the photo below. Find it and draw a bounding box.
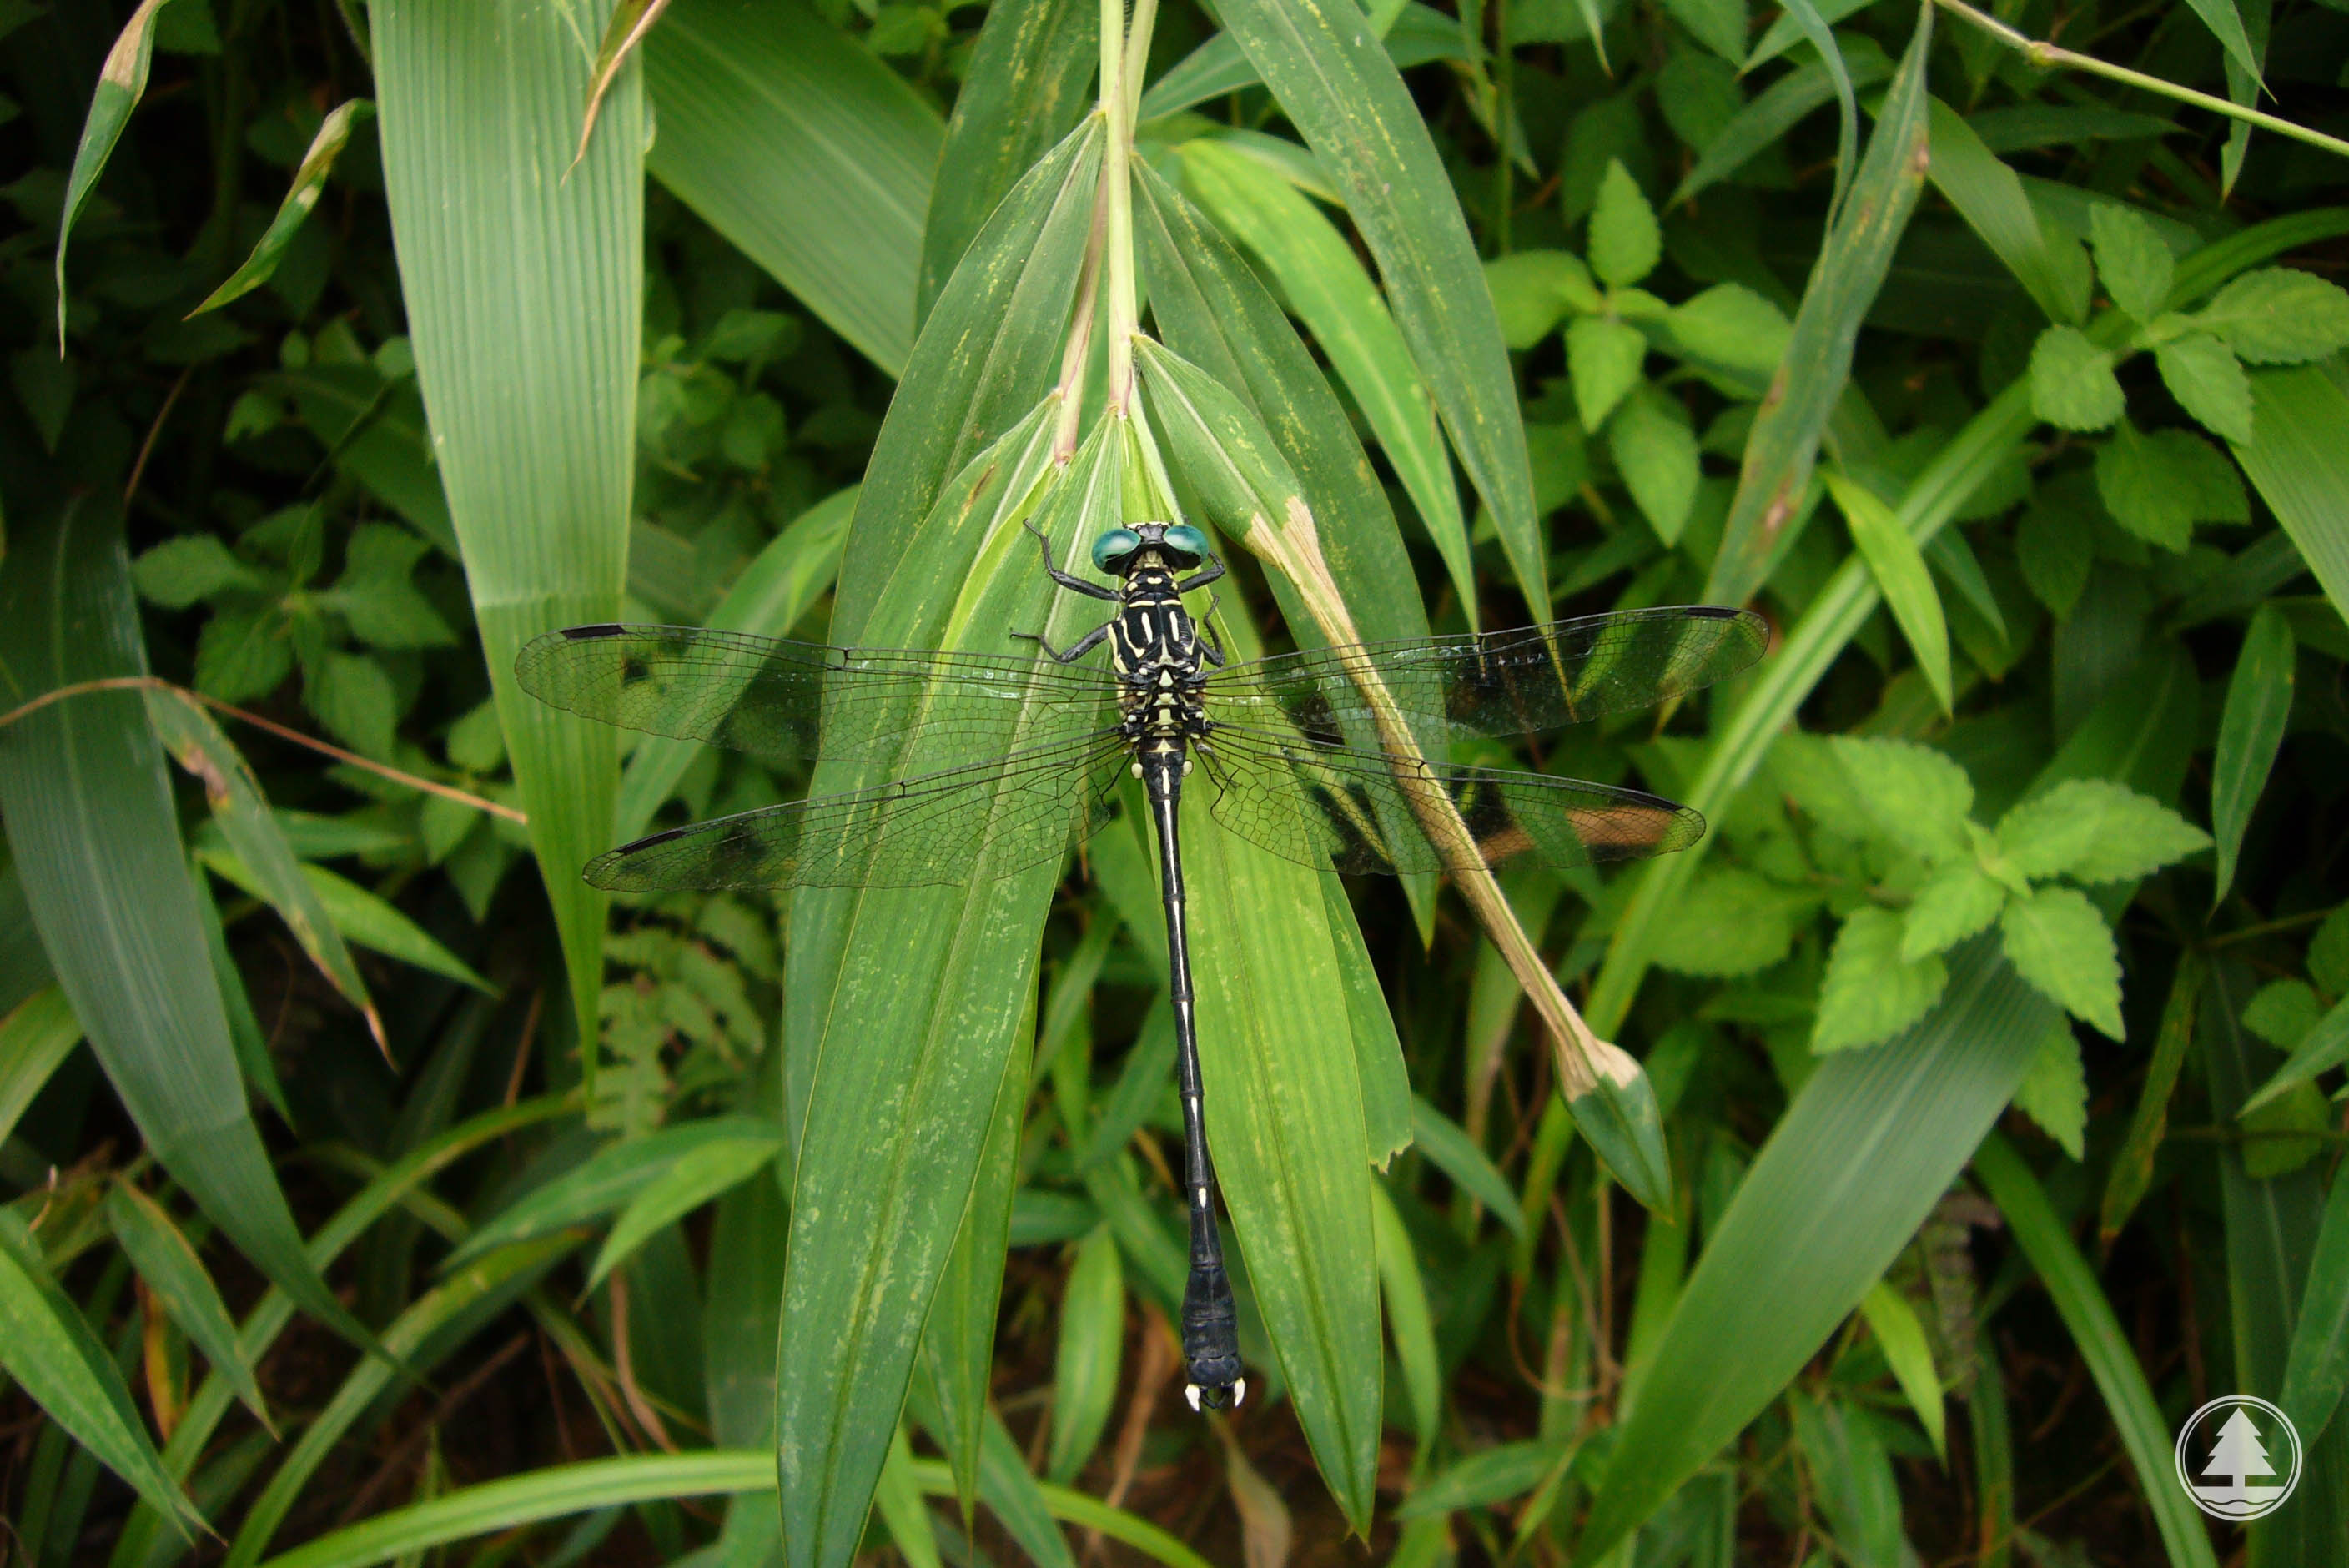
[1090,528,1142,571]
[1162,524,1210,560]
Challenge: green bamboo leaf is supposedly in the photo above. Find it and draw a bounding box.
[1215,0,1548,615]
[194,849,490,993]
[54,0,176,349]
[1974,1135,2226,1568]
[703,1163,787,1447]
[2177,0,2267,93]
[1371,1180,1441,1444]
[2232,367,2349,630]
[614,485,856,842]
[1703,6,1933,606]
[0,986,80,1149]
[1045,1226,1124,1484]
[1670,50,1891,210]
[375,0,641,1092]
[2282,1169,2349,1446]
[874,1430,943,1568]
[1176,138,1476,625]
[584,1133,783,1293]
[1859,1280,1945,1460]
[103,1182,271,1432]
[146,689,385,1053]
[2099,953,2201,1245]
[448,1115,774,1270]
[189,99,375,315]
[1136,4,1464,121]
[917,0,1095,327]
[1396,1435,1576,1519]
[2211,604,2294,907]
[1577,939,2054,1558]
[1774,0,1862,219]
[1409,1096,1526,1238]
[645,0,943,378]
[1924,98,2089,326]
[1826,470,1952,711]
[0,495,375,1357]
[0,1209,205,1538]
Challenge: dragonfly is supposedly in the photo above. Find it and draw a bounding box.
[516,519,1767,1412]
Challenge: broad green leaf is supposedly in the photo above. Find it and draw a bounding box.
[2012,1022,2087,1158]
[0,1210,204,1537]
[376,0,639,1090]
[1408,1097,1525,1238]
[584,1133,783,1293]
[1178,139,1475,623]
[2155,332,2254,445]
[1974,1135,2223,1568]
[1903,863,2004,961]
[1645,867,1804,978]
[2093,421,2247,550]
[614,485,856,842]
[0,986,80,1149]
[915,0,1094,327]
[1667,283,1792,376]
[55,0,175,349]
[2233,367,2349,630]
[1045,1226,1124,1485]
[2086,201,2174,324]
[2000,885,2122,1040]
[1566,314,1646,433]
[2028,325,2125,432]
[1831,735,1974,864]
[1859,1282,1945,1460]
[1813,907,1948,1053]
[0,496,373,1357]
[103,1181,272,1433]
[1701,8,1930,606]
[1587,160,1659,288]
[644,0,943,377]
[196,849,490,993]
[2282,1170,2349,1445]
[2211,604,2294,906]
[1926,99,2089,325]
[189,99,374,314]
[1994,778,2211,884]
[1216,0,1548,614]
[1607,386,1699,545]
[1826,470,1952,713]
[447,1115,777,1269]
[2195,267,2349,364]
[1577,941,2056,1557]
[1483,250,1597,348]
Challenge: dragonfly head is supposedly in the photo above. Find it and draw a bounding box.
[1092,521,1210,575]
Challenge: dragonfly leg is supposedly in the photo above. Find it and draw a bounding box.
[1195,594,1226,667]
[1176,553,1226,595]
[1010,621,1111,665]
[1023,518,1119,601]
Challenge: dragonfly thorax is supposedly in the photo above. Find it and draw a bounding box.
[1111,563,1209,765]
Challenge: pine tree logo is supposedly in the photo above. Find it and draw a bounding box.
[2175,1395,2302,1520]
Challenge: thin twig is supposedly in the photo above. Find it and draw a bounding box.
[125,366,194,506]
[337,1332,533,1525]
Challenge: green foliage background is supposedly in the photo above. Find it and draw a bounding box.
[4,0,2349,1561]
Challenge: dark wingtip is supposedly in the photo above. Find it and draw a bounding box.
[564,623,630,640]
[1687,605,1743,620]
[618,825,690,851]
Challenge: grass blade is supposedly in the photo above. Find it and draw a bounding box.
[645,0,942,378]
[584,1133,782,1293]
[1924,98,2089,326]
[103,1182,271,1433]
[2283,1170,2349,1446]
[2210,603,2294,907]
[375,0,641,1093]
[1045,1226,1124,1484]
[194,851,490,994]
[54,0,169,349]
[1577,939,2054,1558]
[2232,367,2349,628]
[0,986,80,1149]
[448,1115,775,1270]
[1215,0,1547,616]
[2100,953,2203,1244]
[0,495,373,1354]
[1827,469,1953,712]
[189,99,375,316]
[1702,4,1933,608]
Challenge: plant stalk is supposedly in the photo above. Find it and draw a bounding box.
[1099,0,1143,412]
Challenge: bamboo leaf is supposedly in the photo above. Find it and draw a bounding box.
[103,1182,271,1434]
[2283,1169,2349,1446]
[644,0,943,378]
[2099,953,2201,1244]
[0,495,375,1356]
[55,0,175,349]
[1859,1281,1945,1460]
[0,1209,205,1538]
[0,986,80,1149]
[2211,604,2295,907]
[1577,939,2054,1558]
[1408,1098,1526,1238]
[2232,367,2349,630]
[1045,1226,1125,1484]
[1924,98,2089,326]
[583,1133,782,1293]
[375,0,641,1093]
[1215,0,1548,615]
[195,849,490,993]
[1828,470,1952,711]
[1372,1180,1442,1443]
[189,99,375,315]
[1138,5,1464,121]
[1702,5,1933,607]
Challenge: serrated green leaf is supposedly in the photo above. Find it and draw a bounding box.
[1826,470,1952,714]
[2029,325,2125,432]
[1482,250,1597,349]
[1607,386,1699,544]
[2093,421,2247,550]
[2155,332,2253,445]
[2013,1022,2086,1158]
[2195,268,2349,365]
[1995,777,2211,884]
[2211,604,2294,906]
[1667,283,1792,375]
[1647,867,1807,978]
[1566,314,1646,433]
[1814,907,1949,1053]
[191,98,374,314]
[132,535,266,609]
[2243,978,2321,1052]
[1831,736,1974,864]
[2001,885,2123,1039]
[2087,202,2174,324]
[1588,159,1659,288]
[584,1133,782,1293]
[1902,862,2004,961]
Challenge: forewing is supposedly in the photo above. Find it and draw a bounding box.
[1202,606,1767,744]
[586,731,1129,892]
[1199,724,1704,877]
[516,623,1119,766]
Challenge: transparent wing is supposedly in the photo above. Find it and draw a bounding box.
[1197,723,1704,877]
[1201,606,1768,744]
[586,731,1131,892]
[516,623,1121,767]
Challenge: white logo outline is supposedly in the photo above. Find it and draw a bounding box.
[2174,1395,2302,1521]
